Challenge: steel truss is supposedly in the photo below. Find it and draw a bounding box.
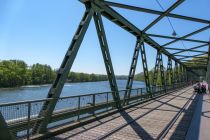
[31,0,210,135]
[93,12,121,108]
[124,38,143,105]
[139,40,152,97]
[153,50,165,85]
[166,58,173,85]
[33,6,94,134]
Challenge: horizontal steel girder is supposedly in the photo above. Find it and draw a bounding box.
[148,33,209,44]
[174,52,208,57]
[165,43,208,51]
[180,56,208,60]
[172,44,209,55]
[104,1,210,24]
[162,25,210,47]
[82,0,185,66]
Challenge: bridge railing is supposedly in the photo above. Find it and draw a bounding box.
[0,83,187,139]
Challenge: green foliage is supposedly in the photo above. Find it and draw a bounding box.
[67,72,107,82]
[0,60,55,88]
[0,60,109,88]
[134,68,167,86]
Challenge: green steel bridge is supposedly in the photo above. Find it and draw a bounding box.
[0,0,210,140]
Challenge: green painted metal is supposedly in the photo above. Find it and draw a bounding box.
[166,58,172,85]
[148,34,208,44]
[93,12,121,108]
[123,38,143,105]
[143,0,184,32]
[174,62,179,84]
[159,52,166,90]
[175,52,208,58]
[170,60,174,85]
[139,40,152,97]
[32,7,94,134]
[153,50,160,87]
[89,0,184,66]
[152,50,165,87]
[0,112,14,140]
[162,25,210,47]
[104,1,210,24]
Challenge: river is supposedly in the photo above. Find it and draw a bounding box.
[0,80,145,103]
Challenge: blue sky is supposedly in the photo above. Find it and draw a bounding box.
[0,0,209,75]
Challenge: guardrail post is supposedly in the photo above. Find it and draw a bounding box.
[77,96,81,121]
[27,102,31,140]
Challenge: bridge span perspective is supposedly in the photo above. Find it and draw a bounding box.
[0,0,210,140]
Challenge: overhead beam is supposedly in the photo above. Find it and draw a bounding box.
[172,44,208,55]
[174,52,208,57]
[180,56,208,60]
[143,0,184,32]
[162,25,210,47]
[182,60,207,63]
[148,33,209,44]
[174,50,207,54]
[104,1,210,24]
[87,0,184,66]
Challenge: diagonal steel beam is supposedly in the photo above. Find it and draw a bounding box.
[32,7,94,134]
[162,25,210,47]
[148,33,209,44]
[93,12,121,108]
[104,1,210,24]
[143,0,184,32]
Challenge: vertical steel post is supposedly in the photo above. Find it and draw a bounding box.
[159,52,166,91]
[139,40,152,97]
[170,60,174,86]
[27,102,31,140]
[93,12,121,108]
[174,62,179,84]
[166,57,172,86]
[124,38,143,105]
[152,50,161,86]
[33,5,94,134]
[206,57,210,89]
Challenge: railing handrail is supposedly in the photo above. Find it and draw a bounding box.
[0,87,147,107]
[0,83,184,107]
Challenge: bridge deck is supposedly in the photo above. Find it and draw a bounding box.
[48,86,199,140]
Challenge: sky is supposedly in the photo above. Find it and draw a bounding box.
[0,0,209,75]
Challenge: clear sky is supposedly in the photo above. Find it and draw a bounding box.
[0,0,209,75]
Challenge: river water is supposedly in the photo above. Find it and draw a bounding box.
[0,80,145,103]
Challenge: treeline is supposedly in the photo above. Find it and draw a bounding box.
[135,69,169,86]
[0,60,56,88]
[67,72,107,82]
[0,60,109,88]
